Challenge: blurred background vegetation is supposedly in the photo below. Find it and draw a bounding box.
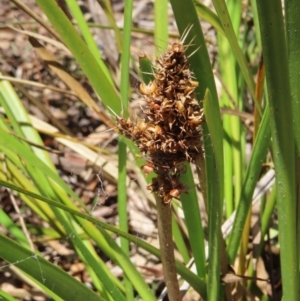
[0,0,299,300]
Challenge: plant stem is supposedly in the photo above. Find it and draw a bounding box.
[155,196,181,301]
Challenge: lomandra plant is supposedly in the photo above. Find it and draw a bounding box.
[117,39,205,300]
[0,0,300,301]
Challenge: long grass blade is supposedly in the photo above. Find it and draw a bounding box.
[285,0,300,268]
[203,89,223,301]
[34,0,121,114]
[154,0,168,54]
[227,105,271,263]
[0,234,104,301]
[256,0,299,298]
[211,0,256,101]
[118,0,134,299]
[64,0,113,83]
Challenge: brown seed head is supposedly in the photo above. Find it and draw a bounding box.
[116,40,204,204]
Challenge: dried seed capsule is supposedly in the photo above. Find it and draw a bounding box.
[132,126,141,137]
[169,188,181,199]
[190,80,199,87]
[153,103,161,110]
[184,82,198,95]
[156,71,166,81]
[142,162,154,175]
[137,120,147,131]
[175,101,185,115]
[163,194,173,204]
[140,81,157,95]
[171,42,184,54]
[147,143,157,153]
[149,100,161,111]
[154,125,163,138]
[188,117,202,126]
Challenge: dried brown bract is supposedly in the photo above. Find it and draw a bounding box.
[117,41,204,204]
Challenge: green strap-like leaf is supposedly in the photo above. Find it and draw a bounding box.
[34,0,121,114]
[256,0,299,298]
[227,105,271,263]
[0,233,104,301]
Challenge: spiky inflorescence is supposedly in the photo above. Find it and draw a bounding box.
[117,42,204,203]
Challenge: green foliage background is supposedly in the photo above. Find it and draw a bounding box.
[0,0,299,300]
